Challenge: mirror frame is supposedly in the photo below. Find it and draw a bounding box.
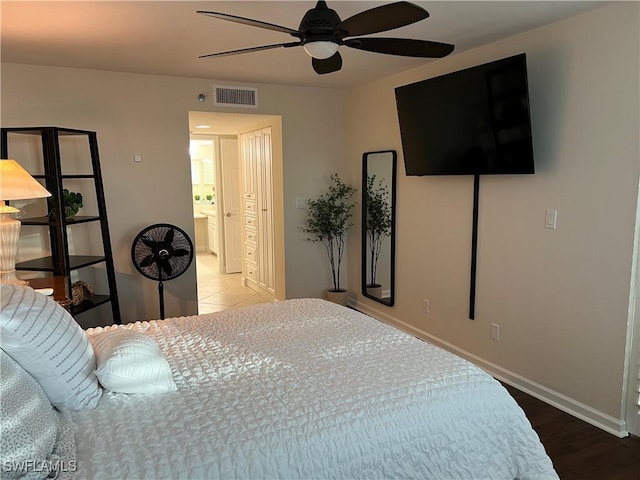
[361,150,397,306]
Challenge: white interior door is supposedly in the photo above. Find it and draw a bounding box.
[259,128,275,294]
[220,138,243,274]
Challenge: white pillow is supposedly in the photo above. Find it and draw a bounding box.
[0,349,59,480]
[92,329,177,394]
[0,284,101,410]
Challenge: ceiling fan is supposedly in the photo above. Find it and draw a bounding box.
[197,1,454,75]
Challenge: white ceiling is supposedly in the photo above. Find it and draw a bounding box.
[1,1,609,89]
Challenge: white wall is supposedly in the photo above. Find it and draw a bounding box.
[1,65,347,323]
[346,1,639,430]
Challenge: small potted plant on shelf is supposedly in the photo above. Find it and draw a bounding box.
[365,174,392,298]
[205,194,214,204]
[62,189,83,218]
[194,194,201,204]
[301,173,356,305]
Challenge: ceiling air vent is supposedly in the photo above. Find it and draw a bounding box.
[213,85,258,108]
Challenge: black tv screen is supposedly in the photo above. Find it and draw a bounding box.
[395,53,535,176]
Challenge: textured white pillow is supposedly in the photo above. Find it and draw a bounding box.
[92,329,177,394]
[0,349,59,480]
[0,284,101,410]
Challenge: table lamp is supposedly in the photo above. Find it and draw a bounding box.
[0,159,52,285]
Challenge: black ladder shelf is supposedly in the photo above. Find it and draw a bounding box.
[1,127,121,324]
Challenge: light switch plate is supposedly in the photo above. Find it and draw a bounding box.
[545,209,558,229]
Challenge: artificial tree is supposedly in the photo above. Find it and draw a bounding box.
[302,173,356,294]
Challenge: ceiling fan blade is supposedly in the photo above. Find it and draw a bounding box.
[199,41,302,59]
[346,37,454,58]
[172,248,190,257]
[337,2,428,37]
[197,11,303,38]
[312,52,343,75]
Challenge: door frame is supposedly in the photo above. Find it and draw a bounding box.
[188,111,286,301]
[623,178,640,437]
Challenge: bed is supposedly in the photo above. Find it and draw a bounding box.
[1,285,558,480]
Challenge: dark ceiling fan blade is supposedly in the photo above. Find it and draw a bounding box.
[197,10,303,38]
[312,52,343,75]
[199,41,302,59]
[172,248,190,257]
[346,37,454,58]
[336,2,428,37]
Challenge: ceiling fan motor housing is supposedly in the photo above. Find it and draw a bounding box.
[299,1,344,42]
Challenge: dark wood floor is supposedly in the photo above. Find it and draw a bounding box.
[504,384,640,479]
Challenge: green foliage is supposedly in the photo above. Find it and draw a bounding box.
[301,173,356,292]
[194,194,201,201]
[366,174,392,286]
[62,189,83,217]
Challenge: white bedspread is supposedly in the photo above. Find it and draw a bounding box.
[72,299,557,479]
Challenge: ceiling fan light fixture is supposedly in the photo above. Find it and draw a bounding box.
[198,1,455,74]
[303,41,339,59]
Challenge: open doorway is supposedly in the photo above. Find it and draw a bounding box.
[188,111,284,313]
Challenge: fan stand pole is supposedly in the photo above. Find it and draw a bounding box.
[158,280,165,320]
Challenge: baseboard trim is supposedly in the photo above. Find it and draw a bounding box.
[351,299,628,438]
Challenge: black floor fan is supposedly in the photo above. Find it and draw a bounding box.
[131,224,194,320]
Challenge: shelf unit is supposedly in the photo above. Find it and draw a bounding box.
[1,126,121,324]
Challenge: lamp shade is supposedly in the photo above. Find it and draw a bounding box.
[0,159,51,201]
[0,159,52,285]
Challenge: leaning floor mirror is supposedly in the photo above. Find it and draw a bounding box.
[362,150,397,306]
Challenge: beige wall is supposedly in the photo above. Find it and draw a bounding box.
[346,2,639,428]
[1,65,347,323]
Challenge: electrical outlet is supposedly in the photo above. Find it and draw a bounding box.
[490,323,500,341]
[422,299,430,314]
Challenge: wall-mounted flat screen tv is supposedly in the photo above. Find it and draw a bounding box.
[395,53,535,176]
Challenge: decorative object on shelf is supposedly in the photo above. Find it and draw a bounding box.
[0,159,51,285]
[301,173,356,305]
[131,224,194,319]
[62,189,83,217]
[71,280,95,306]
[194,194,201,204]
[205,194,214,204]
[362,150,397,306]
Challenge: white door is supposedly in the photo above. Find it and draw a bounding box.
[239,127,275,298]
[220,138,243,274]
[258,128,275,294]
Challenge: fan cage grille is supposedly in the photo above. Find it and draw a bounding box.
[132,225,193,281]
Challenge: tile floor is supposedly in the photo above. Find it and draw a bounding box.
[196,251,272,314]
